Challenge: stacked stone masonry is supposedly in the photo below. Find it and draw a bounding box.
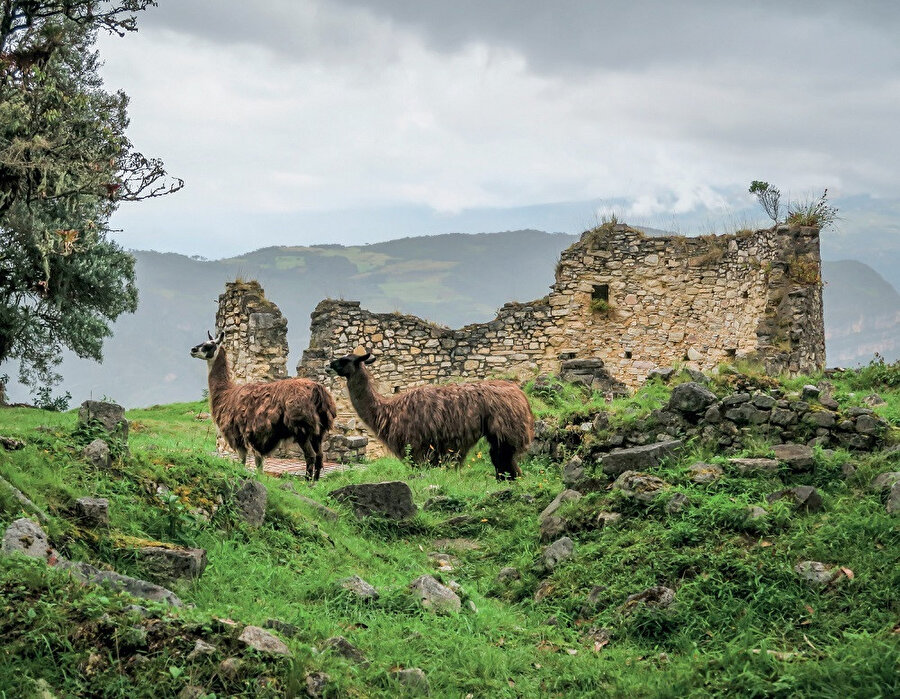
[220,224,826,462]
[296,224,825,459]
[214,280,367,463]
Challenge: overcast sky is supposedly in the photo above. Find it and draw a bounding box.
[97,0,900,257]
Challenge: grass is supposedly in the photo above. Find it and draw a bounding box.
[1,364,899,697]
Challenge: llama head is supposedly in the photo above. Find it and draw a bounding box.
[328,351,377,377]
[190,330,225,360]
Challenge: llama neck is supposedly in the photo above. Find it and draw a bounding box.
[346,366,388,431]
[207,347,233,410]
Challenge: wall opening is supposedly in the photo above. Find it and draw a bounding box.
[592,284,609,302]
[624,350,633,359]
[725,348,737,358]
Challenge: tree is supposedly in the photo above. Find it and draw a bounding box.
[749,180,781,224]
[0,1,182,396]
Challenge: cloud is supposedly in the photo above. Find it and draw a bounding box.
[95,1,900,255]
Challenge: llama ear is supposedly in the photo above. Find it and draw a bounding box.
[207,330,213,341]
[215,331,225,345]
[363,354,377,365]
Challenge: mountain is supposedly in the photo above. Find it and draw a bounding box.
[822,260,900,366]
[3,230,898,407]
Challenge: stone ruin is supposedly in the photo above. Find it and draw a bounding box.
[217,223,826,462]
[214,280,367,463]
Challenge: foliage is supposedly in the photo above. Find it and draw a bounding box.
[0,378,898,696]
[831,354,900,391]
[33,383,70,411]
[749,180,781,224]
[0,1,181,392]
[588,297,611,316]
[786,189,840,229]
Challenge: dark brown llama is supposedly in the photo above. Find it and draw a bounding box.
[191,331,337,480]
[328,351,534,480]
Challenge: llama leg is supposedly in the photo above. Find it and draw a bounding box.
[235,446,248,467]
[301,440,317,481]
[310,434,325,481]
[253,452,264,478]
[489,440,518,481]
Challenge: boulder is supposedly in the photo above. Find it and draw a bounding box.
[539,489,582,523]
[389,668,430,695]
[769,408,797,426]
[612,471,670,503]
[74,497,109,528]
[238,625,291,655]
[804,411,836,428]
[688,463,723,484]
[595,511,622,528]
[667,382,717,415]
[666,493,689,514]
[330,481,417,520]
[322,636,367,665]
[772,444,815,471]
[728,458,779,475]
[82,439,111,469]
[767,486,823,513]
[2,518,56,561]
[855,414,885,436]
[601,440,682,477]
[724,404,768,425]
[0,436,25,450]
[863,393,886,407]
[795,560,840,587]
[305,672,330,698]
[561,456,585,488]
[59,560,182,606]
[647,367,675,382]
[721,393,751,408]
[752,394,776,409]
[888,483,900,516]
[539,536,575,572]
[234,480,267,528]
[409,575,461,614]
[339,575,379,601]
[137,546,207,584]
[77,400,128,441]
[496,566,521,583]
[539,515,568,542]
[622,585,675,615]
[801,385,821,399]
[872,472,900,492]
[746,505,767,520]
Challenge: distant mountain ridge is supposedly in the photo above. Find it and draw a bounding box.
[3,230,898,407]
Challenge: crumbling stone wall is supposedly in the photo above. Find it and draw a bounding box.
[214,280,368,464]
[297,224,825,459]
[216,280,289,384]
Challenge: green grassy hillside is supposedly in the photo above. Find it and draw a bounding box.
[1,364,898,697]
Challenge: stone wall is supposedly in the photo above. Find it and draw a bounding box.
[297,223,826,459]
[214,280,368,464]
[216,280,289,384]
[214,281,287,458]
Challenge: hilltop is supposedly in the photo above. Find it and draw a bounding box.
[1,360,898,697]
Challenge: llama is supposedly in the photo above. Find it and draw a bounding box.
[191,331,337,480]
[328,351,534,480]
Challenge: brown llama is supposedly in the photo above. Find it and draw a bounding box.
[191,331,337,481]
[328,351,534,480]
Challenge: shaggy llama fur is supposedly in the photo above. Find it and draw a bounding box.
[191,332,336,480]
[329,352,534,480]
